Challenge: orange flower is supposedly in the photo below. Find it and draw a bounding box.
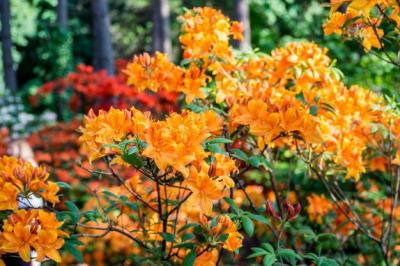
[0,156,60,210]
[307,193,333,224]
[185,162,224,215]
[142,111,221,177]
[179,7,237,61]
[182,63,209,103]
[207,215,243,252]
[195,248,219,266]
[0,209,66,263]
[224,231,244,252]
[125,52,183,93]
[362,25,383,51]
[79,107,149,162]
[369,156,388,172]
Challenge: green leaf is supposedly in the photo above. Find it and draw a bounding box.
[263,254,277,266]
[182,233,195,242]
[317,257,339,266]
[231,148,248,161]
[173,242,195,249]
[125,201,138,211]
[320,102,335,114]
[56,181,72,189]
[248,247,269,258]
[309,105,318,116]
[261,243,275,253]
[159,232,176,243]
[182,249,196,266]
[102,190,119,199]
[104,202,118,214]
[63,241,83,262]
[206,137,233,145]
[65,201,80,223]
[248,155,261,167]
[121,152,143,168]
[277,249,301,265]
[206,143,227,155]
[316,233,340,252]
[223,197,241,214]
[246,213,271,226]
[178,223,200,233]
[297,226,316,241]
[127,146,139,155]
[242,216,254,237]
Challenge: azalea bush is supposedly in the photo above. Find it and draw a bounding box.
[1,3,400,266]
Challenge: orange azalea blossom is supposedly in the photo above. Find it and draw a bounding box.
[142,110,222,177]
[194,248,219,266]
[225,40,394,180]
[0,156,60,210]
[307,193,333,224]
[324,0,399,52]
[185,162,225,216]
[369,156,388,172]
[79,107,226,179]
[179,7,241,61]
[125,52,184,93]
[0,209,66,262]
[201,215,243,252]
[79,107,150,162]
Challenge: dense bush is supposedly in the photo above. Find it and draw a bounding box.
[0,1,400,266]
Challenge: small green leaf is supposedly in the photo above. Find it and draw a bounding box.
[206,137,233,145]
[178,223,200,233]
[182,249,196,266]
[242,216,254,237]
[102,190,119,199]
[261,243,275,253]
[246,213,271,226]
[248,247,269,258]
[277,249,301,265]
[65,201,79,214]
[224,197,241,214]
[56,182,72,189]
[159,232,176,243]
[182,233,195,242]
[309,105,318,116]
[206,143,227,155]
[125,201,138,211]
[121,152,143,168]
[63,241,83,262]
[248,155,261,167]
[263,254,277,266]
[231,148,248,161]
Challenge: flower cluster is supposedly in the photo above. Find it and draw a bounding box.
[0,156,66,264]
[79,107,238,217]
[324,0,400,51]
[125,15,397,180]
[179,7,243,60]
[0,156,60,210]
[0,209,67,263]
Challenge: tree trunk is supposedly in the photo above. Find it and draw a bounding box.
[152,0,172,57]
[233,0,251,51]
[57,0,68,29]
[91,0,114,75]
[0,0,17,91]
